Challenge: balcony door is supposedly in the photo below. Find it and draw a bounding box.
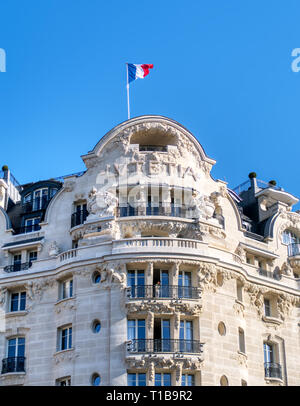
[154,319,171,352]
[180,320,193,352]
[178,271,192,298]
[127,270,145,298]
[153,269,169,298]
[127,319,146,351]
[13,254,22,272]
[6,337,25,372]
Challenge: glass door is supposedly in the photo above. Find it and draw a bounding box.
[178,271,192,298]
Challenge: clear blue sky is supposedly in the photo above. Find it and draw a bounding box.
[0,1,300,208]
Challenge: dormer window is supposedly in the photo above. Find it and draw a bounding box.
[24,218,40,233]
[33,188,48,210]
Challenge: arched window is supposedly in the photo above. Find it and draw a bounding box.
[282,230,300,245]
[220,375,228,386]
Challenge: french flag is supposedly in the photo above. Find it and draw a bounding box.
[127,63,154,83]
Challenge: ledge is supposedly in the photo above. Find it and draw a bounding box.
[264,376,284,385]
[5,311,28,318]
[262,316,283,325]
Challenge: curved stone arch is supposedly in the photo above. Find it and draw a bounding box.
[82,115,216,167]
[0,206,12,231]
[264,211,300,249]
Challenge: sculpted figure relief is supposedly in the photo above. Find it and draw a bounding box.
[87,187,118,219]
[191,192,215,220]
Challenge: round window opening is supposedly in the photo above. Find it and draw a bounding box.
[92,271,101,284]
[92,320,101,334]
[91,373,101,386]
[218,322,226,336]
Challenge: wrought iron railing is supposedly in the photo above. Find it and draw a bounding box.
[13,224,41,235]
[1,357,26,374]
[4,262,33,273]
[127,339,203,354]
[71,209,89,228]
[264,362,282,379]
[117,204,187,218]
[127,285,201,299]
[288,243,300,257]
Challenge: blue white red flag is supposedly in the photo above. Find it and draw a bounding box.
[127,63,154,83]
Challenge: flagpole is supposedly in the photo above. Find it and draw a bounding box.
[126,63,130,120]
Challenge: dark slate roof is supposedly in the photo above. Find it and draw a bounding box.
[2,237,44,248]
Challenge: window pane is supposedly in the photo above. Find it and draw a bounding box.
[163,374,171,386]
[127,320,136,340]
[17,338,25,357]
[11,293,19,312]
[128,373,137,386]
[138,373,146,386]
[20,292,26,311]
[155,373,162,386]
[8,339,16,357]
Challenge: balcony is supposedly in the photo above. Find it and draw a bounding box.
[1,357,25,374]
[258,269,282,281]
[127,339,203,354]
[13,224,41,235]
[3,262,33,273]
[71,209,89,228]
[112,237,204,256]
[128,285,201,300]
[264,362,282,380]
[117,204,188,219]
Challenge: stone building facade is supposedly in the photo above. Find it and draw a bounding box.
[0,115,299,386]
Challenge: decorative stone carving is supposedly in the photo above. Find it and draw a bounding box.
[281,262,293,276]
[49,241,60,257]
[277,293,297,321]
[244,284,265,317]
[233,301,245,318]
[64,180,75,192]
[191,192,215,220]
[95,263,127,289]
[0,288,7,306]
[125,355,203,371]
[55,299,77,314]
[87,187,118,219]
[26,278,56,308]
[126,302,202,316]
[235,244,246,263]
[54,349,79,364]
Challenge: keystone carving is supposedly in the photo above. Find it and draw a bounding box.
[87,187,118,219]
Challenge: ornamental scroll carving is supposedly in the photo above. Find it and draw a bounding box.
[126,302,202,316]
[125,355,203,371]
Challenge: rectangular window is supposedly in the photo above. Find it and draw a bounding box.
[127,270,145,298]
[25,218,40,233]
[127,319,146,351]
[29,251,37,262]
[10,292,26,312]
[155,373,171,386]
[59,326,72,351]
[61,279,73,299]
[181,374,195,386]
[127,373,146,386]
[238,329,246,354]
[7,337,25,358]
[178,271,192,298]
[264,299,271,317]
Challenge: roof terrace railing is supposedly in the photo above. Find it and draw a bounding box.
[232,179,282,195]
